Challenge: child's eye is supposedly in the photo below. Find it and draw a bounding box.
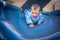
[35,13,37,14]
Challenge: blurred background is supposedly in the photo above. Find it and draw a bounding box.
[5,0,60,12]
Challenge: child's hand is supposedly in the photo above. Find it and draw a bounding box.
[38,22,42,25]
[29,24,34,28]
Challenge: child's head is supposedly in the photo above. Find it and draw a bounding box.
[31,4,40,17]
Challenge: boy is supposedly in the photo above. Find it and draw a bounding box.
[25,4,44,28]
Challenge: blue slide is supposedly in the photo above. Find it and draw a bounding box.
[0,0,60,40]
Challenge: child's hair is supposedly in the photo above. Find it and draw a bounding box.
[31,4,40,10]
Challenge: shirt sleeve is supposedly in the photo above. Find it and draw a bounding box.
[38,14,44,23]
[24,9,33,24]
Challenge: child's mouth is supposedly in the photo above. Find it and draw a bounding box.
[33,16,37,18]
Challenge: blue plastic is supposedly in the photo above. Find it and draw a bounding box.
[0,1,60,40]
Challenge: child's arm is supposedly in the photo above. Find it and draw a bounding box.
[25,9,34,28]
[38,14,44,24]
[26,16,33,24]
[25,16,34,28]
[25,9,33,24]
[25,11,33,24]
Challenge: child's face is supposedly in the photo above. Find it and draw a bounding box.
[31,9,40,17]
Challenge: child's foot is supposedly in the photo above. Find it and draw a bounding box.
[29,24,34,28]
